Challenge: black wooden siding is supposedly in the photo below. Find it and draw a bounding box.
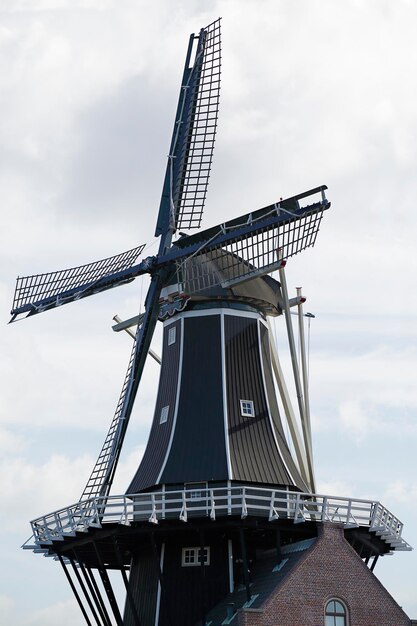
[127,319,182,493]
[160,315,228,484]
[124,545,160,626]
[160,534,229,626]
[225,315,295,486]
[259,322,309,492]
[128,307,306,495]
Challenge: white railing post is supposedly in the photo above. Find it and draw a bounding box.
[269,490,279,521]
[321,497,328,522]
[241,487,247,519]
[227,482,232,515]
[162,484,166,520]
[210,490,216,521]
[179,490,187,522]
[149,494,158,524]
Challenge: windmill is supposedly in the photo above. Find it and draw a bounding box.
[12,18,410,626]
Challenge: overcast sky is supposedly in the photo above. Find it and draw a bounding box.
[1,0,416,623]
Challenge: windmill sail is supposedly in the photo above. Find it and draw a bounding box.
[172,186,330,293]
[80,273,165,501]
[155,18,221,236]
[10,244,146,321]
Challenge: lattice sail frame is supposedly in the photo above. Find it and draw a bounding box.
[176,201,325,294]
[12,245,145,314]
[172,18,221,231]
[81,326,140,500]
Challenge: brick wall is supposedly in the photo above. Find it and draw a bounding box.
[237,608,264,626]
[240,523,410,626]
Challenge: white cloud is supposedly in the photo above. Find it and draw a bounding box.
[0,593,81,626]
[0,454,93,532]
[339,400,371,443]
[0,594,15,624]
[0,426,26,454]
[21,598,81,626]
[383,480,417,506]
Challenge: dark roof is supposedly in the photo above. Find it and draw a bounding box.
[195,538,316,626]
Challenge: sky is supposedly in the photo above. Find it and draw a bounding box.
[0,0,416,623]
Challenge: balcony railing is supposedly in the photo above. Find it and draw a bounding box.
[29,486,411,552]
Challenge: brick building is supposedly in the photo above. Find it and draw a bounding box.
[203,524,411,626]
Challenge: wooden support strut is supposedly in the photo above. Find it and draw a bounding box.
[74,550,112,626]
[86,567,113,626]
[68,554,102,626]
[150,532,174,626]
[239,528,251,604]
[275,529,282,565]
[92,540,124,626]
[111,536,142,626]
[57,554,93,626]
[200,528,207,626]
[370,554,379,572]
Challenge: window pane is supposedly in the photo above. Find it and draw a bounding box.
[240,399,255,417]
[160,405,169,424]
[334,601,345,614]
[326,601,336,613]
[335,617,345,626]
[168,326,176,345]
[325,617,334,626]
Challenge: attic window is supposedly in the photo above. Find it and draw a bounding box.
[325,599,348,626]
[168,326,176,345]
[240,399,255,418]
[160,405,169,424]
[181,547,210,567]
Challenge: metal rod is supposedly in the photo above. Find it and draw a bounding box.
[57,554,93,626]
[278,266,315,492]
[267,319,310,486]
[239,528,251,604]
[113,315,161,364]
[296,287,315,489]
[112,537,142,626]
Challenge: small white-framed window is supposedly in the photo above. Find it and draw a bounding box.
[181,546,210,567]
[160,405,169,424]
[185,482,207,500]
[240,399,255,418]
[325,599,348,626]
[168,326,176,346]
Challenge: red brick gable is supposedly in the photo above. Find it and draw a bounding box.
[238,523,410,626]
